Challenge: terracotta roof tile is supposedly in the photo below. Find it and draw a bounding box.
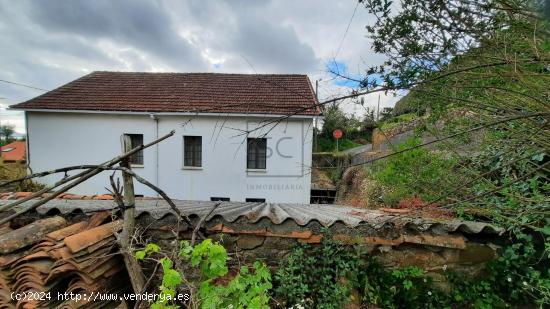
[63,220,122,254]
[0,141,26,162]
[11,71,321,116]
[45,222,89,242]
[0,213,125,308]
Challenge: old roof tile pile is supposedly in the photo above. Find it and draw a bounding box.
[10,72,320,116]
[0,212,126,308]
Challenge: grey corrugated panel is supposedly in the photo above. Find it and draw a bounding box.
[1,199,503,234]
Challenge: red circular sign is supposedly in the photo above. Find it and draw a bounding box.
[332,129,343,139]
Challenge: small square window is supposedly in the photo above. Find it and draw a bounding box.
[247,138,266,169]
[126,134,143,165]
[245,198,266,203]
[210,197,230,202]
[184,136,202,167]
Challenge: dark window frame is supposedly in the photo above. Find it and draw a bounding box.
[245,198,266,203]
[210,197,230,202]
[126,134,144,165]
[183,136,202,167]
[247,138,267,169]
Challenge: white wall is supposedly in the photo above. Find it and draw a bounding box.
[27,112,313,203]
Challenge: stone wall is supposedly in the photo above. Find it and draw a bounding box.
[138,215,501,286]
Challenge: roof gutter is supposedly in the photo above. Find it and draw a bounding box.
[9,108,318,119]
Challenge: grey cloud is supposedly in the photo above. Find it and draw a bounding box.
[169,0,320,73]
[25,0,207,71]
[229,16,319,73]
[0,0,393,133]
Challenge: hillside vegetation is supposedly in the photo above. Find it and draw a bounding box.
[315,0,550,307]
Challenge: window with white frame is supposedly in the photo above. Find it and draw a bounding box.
[247,138,267,169]
[183,136,202,167]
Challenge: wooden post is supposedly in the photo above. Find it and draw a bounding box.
[119,134,145,294]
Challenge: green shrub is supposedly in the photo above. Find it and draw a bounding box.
[369,137,461,206]
[316,137,361,153]
[136,239,272,309]
[0,162,45,192]
[274,233,550,308]
[353,259,446,309]
[379,113,418,130]
[274,236,356,309]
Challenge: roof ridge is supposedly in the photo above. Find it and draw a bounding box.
[91,71,309,77]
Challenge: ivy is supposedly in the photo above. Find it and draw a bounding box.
[274,234,550,308]
[274,235,357,309]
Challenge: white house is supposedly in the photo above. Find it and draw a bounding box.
[11,72,320,203]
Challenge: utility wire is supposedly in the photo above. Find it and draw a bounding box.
[335,1,360,59]
[0,79,49,92]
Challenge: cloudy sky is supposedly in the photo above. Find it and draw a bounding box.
[0,0,401,134]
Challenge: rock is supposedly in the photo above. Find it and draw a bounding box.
[236,235,265,250]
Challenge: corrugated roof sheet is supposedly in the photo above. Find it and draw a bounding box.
[1,199,504,235]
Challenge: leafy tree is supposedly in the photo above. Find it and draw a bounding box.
[316,104,373,152]
[378,107,393,122]
[358,0,549,222]
[0,125,15,146]
[320,104,349,138]
[354,2,550,305]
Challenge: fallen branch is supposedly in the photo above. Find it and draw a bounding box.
[107,172,124,208]
[442,160,550,208]
[190,202,221,246]
[0,169,95,213]
[0,130,175,225]
[134,261,160,309]
[0,163,198,234]
[113,167,193,227]
[0,165,98,188]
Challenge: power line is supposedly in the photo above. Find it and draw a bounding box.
[0,79,49,92]
[335,1,360,59]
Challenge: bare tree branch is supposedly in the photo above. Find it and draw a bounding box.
[190,202,220,246]
[0,130,175,224]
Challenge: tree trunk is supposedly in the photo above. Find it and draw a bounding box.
[119,135,145,294]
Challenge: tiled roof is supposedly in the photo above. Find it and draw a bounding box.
[0,141,26,162]
[10,71,320,116]
[0,196,503,235]
[0,212,126,308]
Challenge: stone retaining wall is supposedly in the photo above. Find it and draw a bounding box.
[138,215,501,285]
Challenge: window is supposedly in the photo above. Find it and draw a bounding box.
[183,136,202,167]
[210,197,230,202]
[126,134,143,165]
[245,198,266,203]
[247,138,266,169]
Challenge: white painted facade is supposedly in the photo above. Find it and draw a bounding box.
[25,111,314,203]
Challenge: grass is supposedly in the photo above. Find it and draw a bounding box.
[379,113,418,130]
[316,137,362,153]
